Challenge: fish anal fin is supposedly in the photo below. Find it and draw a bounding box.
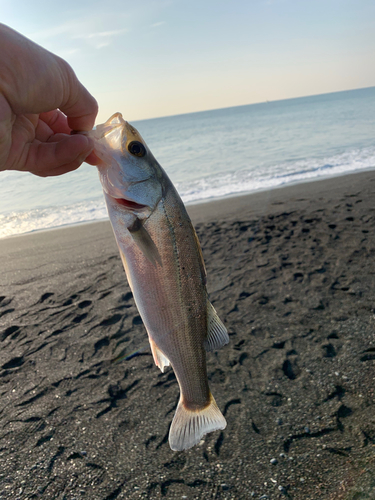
[128,218,162,268]
[169,393,226,451]
[149,337,170,372]
[204,301,229,352]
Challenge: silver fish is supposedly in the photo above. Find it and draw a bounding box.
[87,113,229,451]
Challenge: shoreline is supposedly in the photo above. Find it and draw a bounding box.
[2,167,375,242]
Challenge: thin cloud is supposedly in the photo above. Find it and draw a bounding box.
[27,14,126,40]
[151,21,166,27]
[72,28,127,49]
[57,48,81,58]
[27,22,78,41]
[72,29,127,40]
[95,41,111,49]
[29,21,127,51]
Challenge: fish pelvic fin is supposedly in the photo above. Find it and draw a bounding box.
[149,337,170,372]
[128,218,162,268]
[204,301,229,352]
[169,393,226,451]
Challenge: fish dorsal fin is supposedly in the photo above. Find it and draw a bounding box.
[128,217,162,268]
[149,337,171,372]
[204,301,229,352]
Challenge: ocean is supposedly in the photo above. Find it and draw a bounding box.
[1,86,375,238]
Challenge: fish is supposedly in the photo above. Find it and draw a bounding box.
[84,113,229,451]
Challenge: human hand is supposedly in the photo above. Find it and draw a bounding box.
[0,23,98,177]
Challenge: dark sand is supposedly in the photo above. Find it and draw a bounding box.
[1,171,375,500]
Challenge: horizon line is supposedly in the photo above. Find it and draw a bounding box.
[131,85,375,124]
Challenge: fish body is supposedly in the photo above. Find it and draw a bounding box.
[87,113,229,451]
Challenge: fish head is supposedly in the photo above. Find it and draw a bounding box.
[91,113,163,219]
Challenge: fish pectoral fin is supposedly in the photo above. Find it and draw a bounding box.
[204,301,229,352]
[128,218,162,268]
[149,337,170,372]
[169,393,227,451]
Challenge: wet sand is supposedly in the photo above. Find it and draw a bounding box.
[1,171,375,499]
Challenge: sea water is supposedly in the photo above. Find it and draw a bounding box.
[1,86,375,238]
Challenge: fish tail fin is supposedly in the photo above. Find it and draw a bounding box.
[169,393,226,451]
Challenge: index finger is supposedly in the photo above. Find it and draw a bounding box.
[57,59,98,131]
[62,82,98,131]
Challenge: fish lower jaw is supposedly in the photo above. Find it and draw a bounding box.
[105,191,149,211]
[112,196,148,211]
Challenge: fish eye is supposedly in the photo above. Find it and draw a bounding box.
[128,141,146,157]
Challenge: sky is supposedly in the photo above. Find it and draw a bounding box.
[1,0,375,122]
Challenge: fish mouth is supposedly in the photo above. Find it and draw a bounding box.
[113,197,148,211]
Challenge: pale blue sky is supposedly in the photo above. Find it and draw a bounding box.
[2,0,375,121]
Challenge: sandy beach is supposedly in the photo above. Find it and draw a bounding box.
[1,171,375,500]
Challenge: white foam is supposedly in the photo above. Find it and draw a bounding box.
[177,146,375,204]
[1,147,375,239]
[0,199,108,239]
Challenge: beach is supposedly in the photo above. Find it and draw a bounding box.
[1,171,375,499]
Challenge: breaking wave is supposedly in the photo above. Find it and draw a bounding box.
[1,146,375,239]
